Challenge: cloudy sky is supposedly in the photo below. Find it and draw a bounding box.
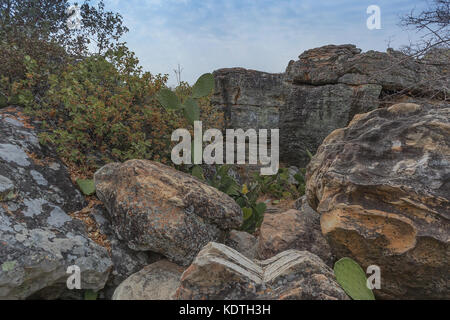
[95,0,428,86]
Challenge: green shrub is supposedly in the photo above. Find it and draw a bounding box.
[16,48,223,175]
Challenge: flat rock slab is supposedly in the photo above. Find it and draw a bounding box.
[94,160,242,266]
[174,242,349,300]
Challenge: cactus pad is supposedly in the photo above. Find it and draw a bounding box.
[183,97,200,124]
[157,88,181,111]
[334,257,375,300]
[76,179,96,196]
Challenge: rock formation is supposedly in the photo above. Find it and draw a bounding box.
[94,159,243,266]
[225,230,258,260]
[174,242,349,300]
[306,102,449,299]
[258,197,334,266]
[212,68,284,130]
[0,107,112,299]
[91,205,162,299]
[212,44,449,168]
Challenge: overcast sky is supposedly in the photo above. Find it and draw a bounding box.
[94,0,428,86]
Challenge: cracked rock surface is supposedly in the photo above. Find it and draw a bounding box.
[94,159,243,266]
[174,242,349,300]
[0,107,112,299]
[306,102,450,299]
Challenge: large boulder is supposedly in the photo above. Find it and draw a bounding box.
[0,107,112,299]
[94,160,243,266]
[306,102,450,299]
[285,44,448,95]
[112,260,184,300]
[284,44,363,85]
[258,197,334,266]
[174,242,349,300]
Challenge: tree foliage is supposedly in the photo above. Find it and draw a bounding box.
[0,0,128,86]
[400,0,449,56]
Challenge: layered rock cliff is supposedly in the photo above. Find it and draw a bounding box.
[212,44,449,167]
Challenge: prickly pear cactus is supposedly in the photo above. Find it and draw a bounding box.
[334,257,375,300]
[157,73,215,123]
[76,179,96,196]
[183,97,200,124]
[192,73,215,98]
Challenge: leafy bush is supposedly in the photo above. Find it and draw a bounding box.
[0,36,222,177]
[18,48,222,174]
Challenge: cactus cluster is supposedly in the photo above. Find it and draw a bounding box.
[333,257,375,300]
[157,73,215,124]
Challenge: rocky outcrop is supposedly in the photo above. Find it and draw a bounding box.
[284,45,448,94]
[212,68,283,130]
[94,160,243,266]
[280,82,381,166]
[112,260,184,300]
[258,197,334,266]
[306,102,450,300]
[175,242,348,300]
[0,107,112,299]
[213,44,449,167]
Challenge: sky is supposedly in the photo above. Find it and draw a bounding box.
[89,0,429,86]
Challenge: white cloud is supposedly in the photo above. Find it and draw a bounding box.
[103,0,427,86]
